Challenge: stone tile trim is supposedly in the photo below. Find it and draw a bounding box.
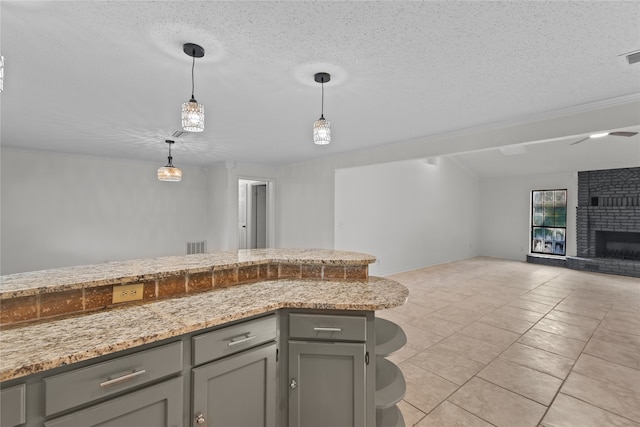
[0,262,369,326]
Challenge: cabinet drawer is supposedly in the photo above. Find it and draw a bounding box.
[289,313,367,342]
[44,341,182,416]
[1,384,26,427]
[193,314,277,365]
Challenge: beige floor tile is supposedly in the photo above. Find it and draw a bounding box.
[394,301,436,318]
[408,295,453,311]
[377,309,416,326]
[572,354,640,394]
[477,357,562,405]
[437,332,504,364]
[592,328,640,348]
[554,302,608,320]
[561,372,640,422]
[600,317,640,336]
[402,324,445,351]
[386,344,420,365]
[518,329,585,359]
[407,313,464,338]
[399,361,459,414]
[541,393,640,427]
[533,317,596,341]
[460,322,520,348]
[494,305,546,323]
[544,309,601,329]
[508,298,555,314]
[500,342,574,379]
[416,401,493,427]
[448,377,547,427]
[408,345,485,385]
[527,287,573,299]
[477,312,535,334]
[432,305,491,326]
[584,337,640,370]
[520,292,565,306]
[396,400,426,427]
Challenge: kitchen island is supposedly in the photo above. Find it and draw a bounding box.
[0,249,409,427]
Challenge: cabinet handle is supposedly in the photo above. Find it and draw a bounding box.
[195,413,206,424]
[227,334,256,347]
[99,369,146,387]
[313,327,342,332]
[290,379,297,389]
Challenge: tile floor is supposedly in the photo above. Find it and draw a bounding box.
[379,257,640,427]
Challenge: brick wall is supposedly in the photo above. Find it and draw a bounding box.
[573,167,640,277]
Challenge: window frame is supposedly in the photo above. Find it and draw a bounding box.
[531,189,567,256]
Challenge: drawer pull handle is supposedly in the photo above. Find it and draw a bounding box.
[99,369,146,387]
[228,334,256,347]
[313,327,342,332]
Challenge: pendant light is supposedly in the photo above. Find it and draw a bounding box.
[157,140,182,182]
[313,72,331,145]
[181,43,205,132]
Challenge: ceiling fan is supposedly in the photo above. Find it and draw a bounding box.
[570,131,638,145]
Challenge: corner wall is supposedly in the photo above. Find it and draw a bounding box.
[479,172,578,261]
[335,157,480,276]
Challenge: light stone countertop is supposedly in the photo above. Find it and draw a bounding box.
[0,276,408,382]
[0,248,376,299]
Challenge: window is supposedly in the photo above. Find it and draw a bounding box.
[531,189,566,256]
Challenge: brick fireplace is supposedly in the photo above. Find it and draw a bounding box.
[568,167,640,277]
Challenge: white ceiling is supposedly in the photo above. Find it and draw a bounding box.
[1,1,639,172]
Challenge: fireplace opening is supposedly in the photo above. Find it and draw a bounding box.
[595,231,640,261]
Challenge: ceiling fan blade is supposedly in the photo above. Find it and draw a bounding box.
[609,131,638,137]
[570,137,590,145]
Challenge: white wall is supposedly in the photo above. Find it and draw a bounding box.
[335,157,479,276]
[479,172,578,261]
[1,148,210,274]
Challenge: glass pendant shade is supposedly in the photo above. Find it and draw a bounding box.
[158,140,182,182]
[313,116,331,145]
[182,99,204,132]
[157,165,183,182]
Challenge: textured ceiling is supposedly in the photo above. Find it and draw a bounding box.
[1,1,639,168]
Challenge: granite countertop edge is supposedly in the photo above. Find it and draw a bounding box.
[0,249,377,299]
[0,276,408,382]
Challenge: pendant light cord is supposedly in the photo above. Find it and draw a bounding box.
[191,53,196,100]
[321,79,325,118]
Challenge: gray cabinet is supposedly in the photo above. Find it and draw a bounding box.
[287,312,372,427]
[43,376,183,427]
[192,342,277,427]
[1,384,26,427]
[288,340,366,427]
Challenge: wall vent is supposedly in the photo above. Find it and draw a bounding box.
[626,50,640,65]
[171,129,187,138]
[186,240,206,255]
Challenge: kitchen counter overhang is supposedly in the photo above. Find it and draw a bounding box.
[0,249,408,382]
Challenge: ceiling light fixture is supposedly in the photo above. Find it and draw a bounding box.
[182,43,205,132]
[590,132,609,139]
[313,72,331,145]
[157,140,182,182]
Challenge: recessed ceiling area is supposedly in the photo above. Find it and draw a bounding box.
[1,1,639,169]
[449,126,640,178]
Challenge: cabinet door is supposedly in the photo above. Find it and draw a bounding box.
[192,342,276,427]
[44,376,183,427]
[288,341,366,427]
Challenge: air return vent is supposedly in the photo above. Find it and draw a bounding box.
[187,241,206,255]
[627,51,640,65]
[171,129,187,138]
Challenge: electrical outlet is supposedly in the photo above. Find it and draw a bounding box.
[112,284,144,304]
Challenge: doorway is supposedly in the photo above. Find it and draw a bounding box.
[238,179,269,249]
